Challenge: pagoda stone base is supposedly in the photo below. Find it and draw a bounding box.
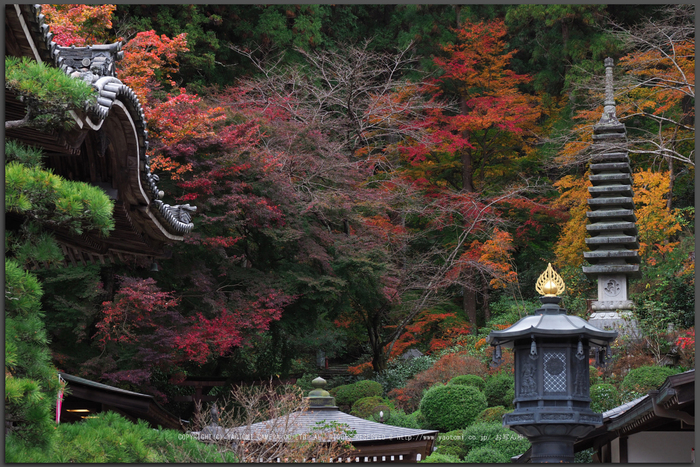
[588,310,640,339]
[597,274,629,303]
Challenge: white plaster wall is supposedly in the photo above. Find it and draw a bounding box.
[627,431,694,463]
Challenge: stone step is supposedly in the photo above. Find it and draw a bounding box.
[585,235,639,249]
[587,209,636,222]
[589,173,632,184]
[590,162,631,173]
[593,132,626,142]
[589,185,633,197]
[588,197,634,209]
[583,264,641,278]
[586,222,638,236]
[593,123,625,134]
[590,152,629,163]
[583,250,640,264]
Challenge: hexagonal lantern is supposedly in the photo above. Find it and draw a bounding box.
[488,264,618,463]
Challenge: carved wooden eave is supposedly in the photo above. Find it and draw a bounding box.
[5,4,196,268]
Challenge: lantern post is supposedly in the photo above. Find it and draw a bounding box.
[488,264,618,463]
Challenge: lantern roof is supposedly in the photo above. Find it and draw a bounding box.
[487,298,618,348]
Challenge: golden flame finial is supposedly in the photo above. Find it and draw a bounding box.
[535,263,565,297]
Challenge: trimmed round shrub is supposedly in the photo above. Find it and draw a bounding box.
[449,374,485,391]
[464,446,509,463]
[330,380,383,411]
[419,384,487,432]
[476,405,509,423]
[420,452,461,463]
[374,408,420,429]
[462,422,530,460]
[590,383,621,413]
[350,396,395,419]
[436,430,467,459]
[484,372,514,408]
[620,365,680,394]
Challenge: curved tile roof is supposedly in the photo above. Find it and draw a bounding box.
[23,4,195,236]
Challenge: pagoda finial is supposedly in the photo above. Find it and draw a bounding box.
[599,57,619,125]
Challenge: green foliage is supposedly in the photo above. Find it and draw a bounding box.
[376,408,421,429]
[5,259,57,447]
[420,452,462,463]
[330,380,383,412]
[464,446,510,463]
[462,422,530,461]
[5,56,96,130]
[373,355,437,394]
[575,447,595,463]
[5,161,115,235]
[419,384,487,432]
[484,371,515,408]
[350,396,395,419]
[449,374,485,391]
[435,430,468,459]
[475,405,510,423]
[620,365,680,399]
[4,411,236,462]
[4,140,44,166]
[5,145,115,268]
[589,384,621,413]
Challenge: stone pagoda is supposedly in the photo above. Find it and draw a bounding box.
[583,58,640,339]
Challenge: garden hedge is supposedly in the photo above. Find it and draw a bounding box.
[448,374,485,391]
[350,396,395,419]
[589,383,621,413]
[484,371,515,408]
[462,421,530,460]
[419,384,487,432]
[464,446,510,463]
[330,380,383,412]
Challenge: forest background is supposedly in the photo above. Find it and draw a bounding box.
[6,3,695,430]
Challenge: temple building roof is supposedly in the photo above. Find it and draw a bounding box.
[5,4,196,267]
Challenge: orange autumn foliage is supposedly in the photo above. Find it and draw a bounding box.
[389,307,471,359]
[552,173,592,269]
[633,169,682,257]
[387,352,486,412]
[41,4,116,47]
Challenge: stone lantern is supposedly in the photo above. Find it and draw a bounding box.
[487,264,618,463]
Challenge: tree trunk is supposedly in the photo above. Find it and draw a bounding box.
[5,113,31,130]
[482,277,491,323]
[459,100,475,193]
[463,280,478,335]
[666,155,674,212]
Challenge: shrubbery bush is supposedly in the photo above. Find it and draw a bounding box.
[464,446,510,463]
[448,374,485,391]
[620,365,679,394]
[420,452,461,463]
[475,405,509,423]
[373,355,436,394]
[371,408,421,429]
[435,430,467,459]
[4,411,236,463]
[419,384,487,432]
[462,422,530,460]
[589,383,621,413]
[484,371,515,408]
[350,396,395,419]
[388,353,485,412]
[330,380,383,412]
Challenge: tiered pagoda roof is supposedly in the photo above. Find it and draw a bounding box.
[582,58,641,280]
